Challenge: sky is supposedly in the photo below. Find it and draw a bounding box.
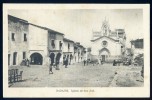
[8,9,143,48]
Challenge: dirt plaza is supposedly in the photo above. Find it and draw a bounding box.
[8,63,143,87]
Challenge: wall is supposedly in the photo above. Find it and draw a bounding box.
[73,46,83,63]
[48,32,64,64]
[91,37,123,62]
[63,41,74,53]
[28,25,48,65]
[79,47,84,62]
[48,32,63,51]
[91,37,122,56]
[62,41,75,64]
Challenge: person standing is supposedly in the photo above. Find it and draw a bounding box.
[87,59,89,65]
[26,59,30,67]
[69,56,72,65]
[51,57,55,68]
[63,55,65,66]
[113,60,116,66]
[55,59,60,70]
[49,58,53,74]
[65,57,68,68]
[83,59,86,66]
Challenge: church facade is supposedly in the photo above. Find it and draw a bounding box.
[90,19,126,63]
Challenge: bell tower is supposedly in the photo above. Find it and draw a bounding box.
[101,18,110,36]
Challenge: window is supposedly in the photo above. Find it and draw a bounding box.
[102,41,108,47]
[59,41,62,50]
[50,33,55,39]
[12,33,15,41]
[23,52,26,59]
[103,41,107,45]
[13,52,17,65]
[51,40,55,48]
[68,43,70,49]
[24,34,27,41]
[78,51,80,56]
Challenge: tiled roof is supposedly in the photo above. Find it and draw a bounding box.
[8,15,28,24]
[8,15,64,35]
[63,38,74,43]
[29,23,64,35]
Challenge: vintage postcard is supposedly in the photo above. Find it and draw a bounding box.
[3,4,150,97]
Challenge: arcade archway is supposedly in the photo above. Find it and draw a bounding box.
[30,53,43,65]
[56,53,62,62]
[49,53,55,65]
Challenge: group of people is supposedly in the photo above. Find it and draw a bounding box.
[63,57,69,68]
[83,59,91,66]
[21,59,30,67]
[83,60,87,66]
[48,56,70,74]
[83,59,105,66]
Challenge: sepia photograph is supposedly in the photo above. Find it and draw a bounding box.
[3,4,150,97]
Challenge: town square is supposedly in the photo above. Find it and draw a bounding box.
[9,63,143,87]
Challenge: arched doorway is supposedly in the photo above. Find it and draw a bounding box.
[70,54,73,59]
[69,54,73,64]
[56,53,62,63]
[49,53,55,65]
[30,53,43,65]
[63,55,66,61]
[56,53,62,70]
[63,55,66,65]
[99,48,110,62]
[67,55,69,58]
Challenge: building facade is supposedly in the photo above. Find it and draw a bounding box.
[28,23,64,66]
[63,38,74,64]
[8,15,85,66]
[90,19,126,63]
[28,24,48,65]
[48,28,64,66]
[8,15,65,66]
[8,15,29,66]
[74,42,85,63]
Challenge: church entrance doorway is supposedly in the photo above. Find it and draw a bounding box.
[99,48,110,62]
[101,55,106,62]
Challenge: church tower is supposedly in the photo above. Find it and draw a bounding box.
[101,18,111,36]
[92,18,111,40]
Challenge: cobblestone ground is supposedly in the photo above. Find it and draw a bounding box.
[8,62,143,87]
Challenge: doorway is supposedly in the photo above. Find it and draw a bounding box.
[30,53,43,65]
[101,55,106,62]
[13,52,17,65]
[49,53,55,65]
